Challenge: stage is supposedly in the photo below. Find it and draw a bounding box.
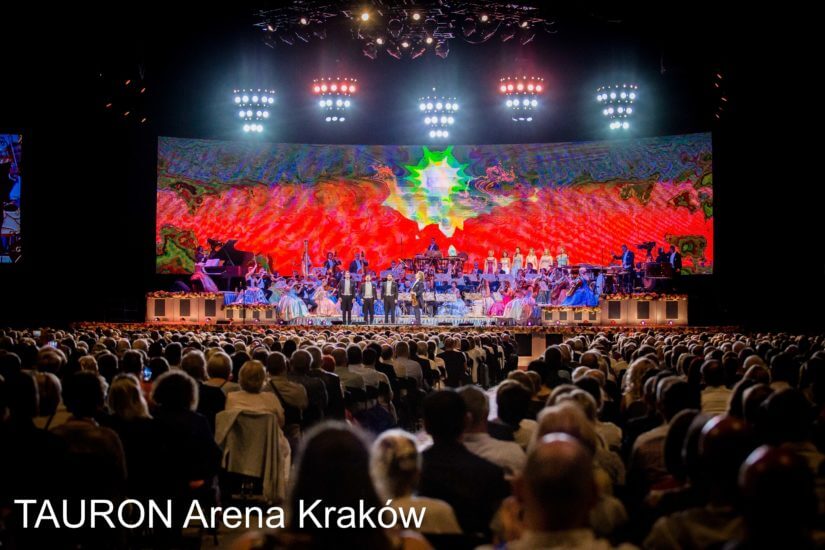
[145,291,689,327]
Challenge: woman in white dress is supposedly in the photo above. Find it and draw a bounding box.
[500,250,511,274]
[511,247,524,274]
[539,247,554,271]
[525,248,539,272]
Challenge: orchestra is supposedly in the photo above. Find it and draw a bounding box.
[192,238,683,324]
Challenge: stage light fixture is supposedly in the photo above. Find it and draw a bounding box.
[360,11,370,21]
[234,88,275,133]
[597,83,638,131]
[419,90,458,140]
[313,77,357,122]
[499,76,544,121]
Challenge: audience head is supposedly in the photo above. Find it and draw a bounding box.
[152,370,198,412]
[423,390,466,443]
[239,360,267,393]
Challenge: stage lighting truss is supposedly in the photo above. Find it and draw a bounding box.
[254,1,555,60]
[235,88,274,133]
[596,84,637,130]
[313,77,356,122]
[500,76,543,122]
[419,93,458,140]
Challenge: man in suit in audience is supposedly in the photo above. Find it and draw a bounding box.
[419,390,510,539]
[437,337,468,388]
[382,274,399,324]
[360,274,377,324]
[337,271,355,324]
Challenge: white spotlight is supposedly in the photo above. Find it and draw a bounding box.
[246,110,253,117]
[609,92,616,99]
[335,99,343,107]
[620,92,627,99]
[424,117,431,124]
[447,116,454,124]
[344,100,351,107]
[443,130,449,138]
[626,107,633,114]
[622,121,629,129]
[617,107,624,113]
[256,110,262,117]
[419,103,426,110]
[429,130,436,138]
[268,97,274,104]
[531,99,538,107]
[436,102,443,110]
[239,111,245,118]
[506,100,513,107]
[243,124,250,132]
[242,95,249,103]
[261,96,267,103]
[629,92,636,100]
[235,96,241,103]
[440,116,447,124]
[252,95,259,103]
[263,111,269,118]
[426,102,433,110]
[319,100,326,108]
[325,116,331,122]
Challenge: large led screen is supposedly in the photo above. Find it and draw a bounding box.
[157,133,713,275]
[1,133,22,264]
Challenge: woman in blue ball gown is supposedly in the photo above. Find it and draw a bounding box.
[561,268,600,307]
[278,283,309,322]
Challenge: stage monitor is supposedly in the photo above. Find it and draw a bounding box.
[1,134,22,264]
[156,133,713,275]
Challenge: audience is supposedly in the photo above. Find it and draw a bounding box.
[2,326,825,548]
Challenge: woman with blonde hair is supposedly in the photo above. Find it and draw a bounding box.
[371,429,461,535]
[106,374,158,497]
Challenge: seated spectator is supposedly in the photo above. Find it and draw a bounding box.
[394,341,424,389]
[52,371,127,498]
[371,429,462,535]
[204,350,240,394]
[729,446,817,549]
[700,360,732,414]
[105,374,161,497]
[438,337,468,388]
[503,433,634,550]
[331,347,366,390]
[226,360,285,426]
[264,351,308,446]
[236,422,427,550]
[419,390,510,540]
[151,370,222,500]
[494,380,537,449]
[32,371,71,430]
[644,415,756,549]
[181,350,225,431]
[288,349,328,428]
[459,385,526,475]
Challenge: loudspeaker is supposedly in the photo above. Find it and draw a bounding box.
[515,333,532,356]
[545,333,563,347]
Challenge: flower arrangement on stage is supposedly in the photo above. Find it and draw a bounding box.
[542,306,601,315]
[74,321,732,337]
[601,292,688,301]
[147,291,224,300]
[225,304,277,312]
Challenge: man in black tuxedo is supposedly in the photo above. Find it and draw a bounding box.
[337,271,355,324]
[425,237,439,254]
[668,245,682,273]
[348,251,368,274]
[381,274,399,324]
[613,244,635,293]
[360,274,377,324]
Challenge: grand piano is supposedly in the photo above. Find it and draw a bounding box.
[203,239,254,291]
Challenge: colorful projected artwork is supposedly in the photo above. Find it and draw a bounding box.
[1,134,22,264]
[156,133,713,275]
